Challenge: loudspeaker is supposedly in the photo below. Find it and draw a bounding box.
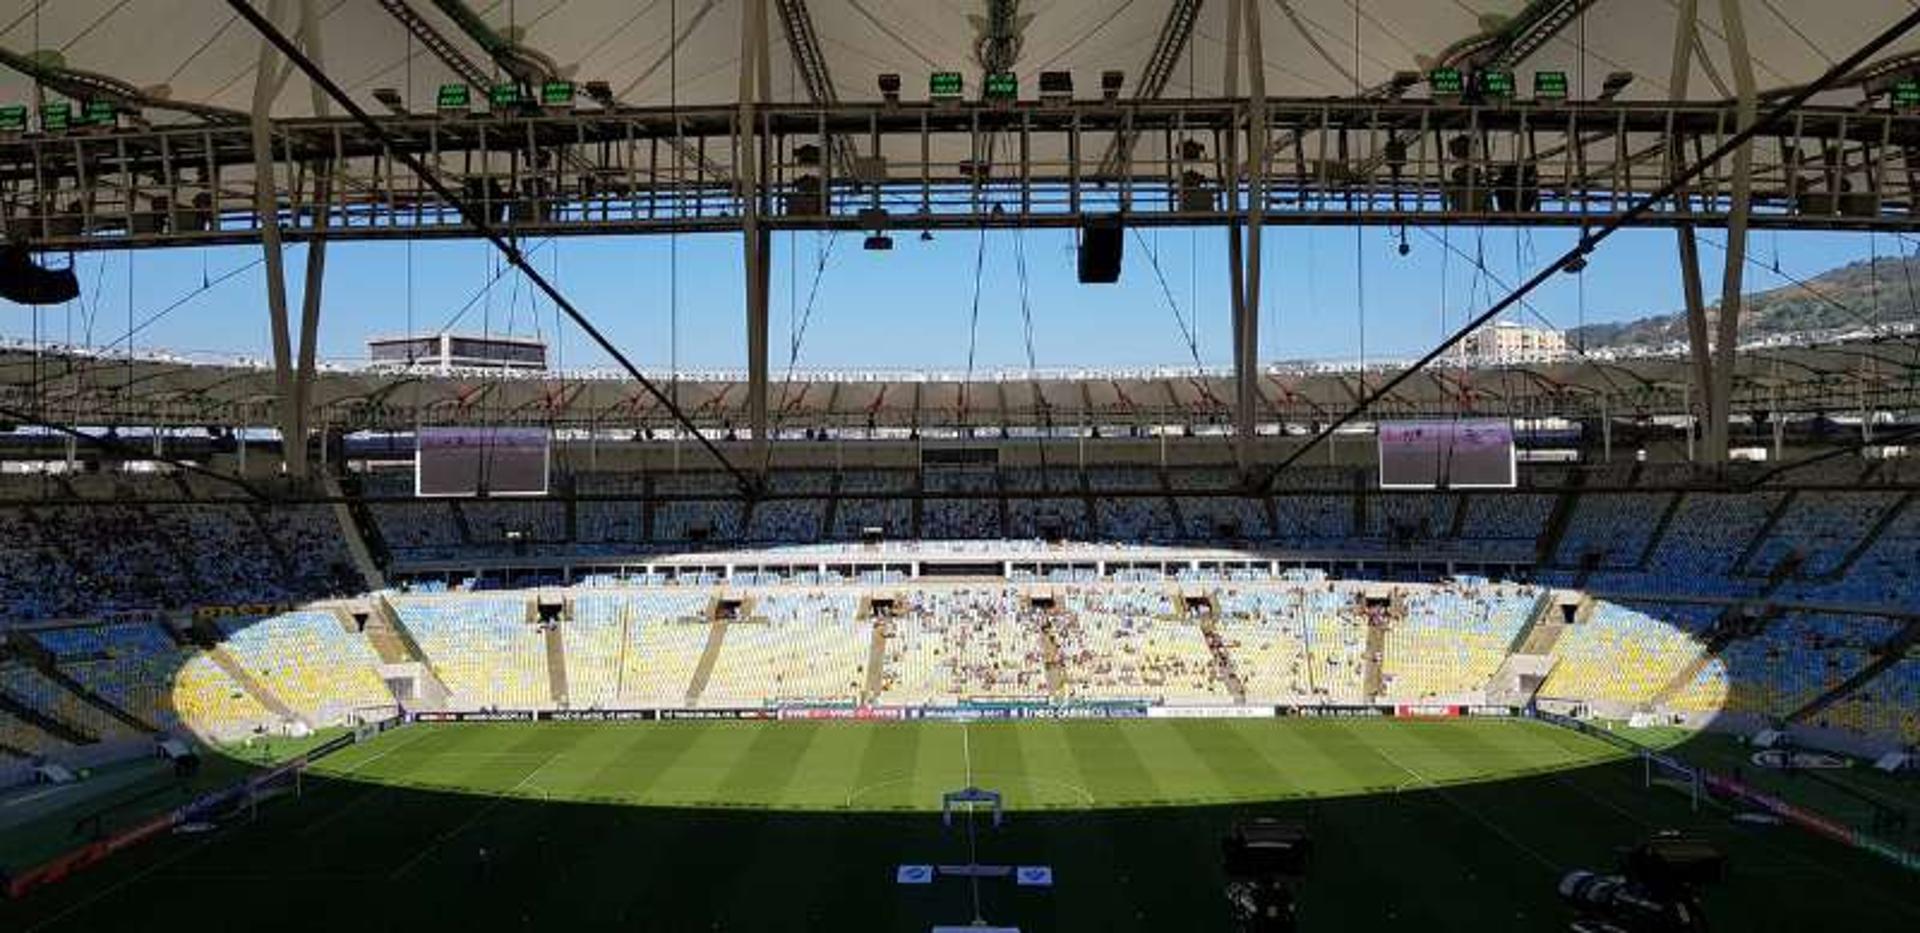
[1077,217,1123,284]
[0,244,80,305]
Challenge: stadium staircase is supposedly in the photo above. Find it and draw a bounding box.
[1193,596,1247,703]
[365,595,455,705]
[681,602,736,706]
[859,600,889,701]
[1647,605,1783,710]
[1635,493,1690,568]
[192,622,303,726]
[1161,468,1188,537]
[645,474,660,537]
[545,609,570,707]
[1535,481,1583,564]
[1822,490,1915,581]
[1732,490,1801,576]
[322,474,387,588]
[8,637,156,734]
[992,468,1012,538]
[1038,612,1068,699]
[1788,617,1920,724]
[243,504,300,581]
[908,471,925,538]
[1520,592,1587,655]
[0,688,94,744]
[448,501,476,545]
[1361,598,1394,702]
[1444,494,1472,541]
[820,473,844,536]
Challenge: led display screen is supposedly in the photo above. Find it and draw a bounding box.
[1378,419,1517,489]
[416,426,550,497]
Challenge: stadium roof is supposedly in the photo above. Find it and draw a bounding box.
[4,1,1919,122]
[4,334,1915,430]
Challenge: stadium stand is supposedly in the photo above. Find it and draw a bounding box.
[394,596,551,710]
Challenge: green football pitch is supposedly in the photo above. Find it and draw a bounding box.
[4,718,1918,932]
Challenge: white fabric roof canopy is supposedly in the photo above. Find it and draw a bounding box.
[2,1,1919,121]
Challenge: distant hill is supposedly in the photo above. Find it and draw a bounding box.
[1567,253,1920,350]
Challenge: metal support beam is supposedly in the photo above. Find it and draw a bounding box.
[1231,0,1268,478]
[773,0,857,179]
[375,0,492,90]
[741,0,773,473]
[1260,3,1920,487]
[1707,0,1761,463]
[224,0,757,495]
[1095,0,1203,177]
[1670,0,1717,464]
[248,0,306,476]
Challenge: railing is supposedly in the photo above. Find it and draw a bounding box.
[7,99,1920,250]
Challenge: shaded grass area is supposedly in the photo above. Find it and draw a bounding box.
[0,719,1915,933]
[0,728,350,869]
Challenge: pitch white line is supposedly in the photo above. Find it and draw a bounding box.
[384,748,562,881]
[962,722,973,788]
[1364,736,1560,873]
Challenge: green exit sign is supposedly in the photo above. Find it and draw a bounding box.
[540,80,575,107]
[1893,78,1920,110]
[984,71,1018,101]
[1478,69,1516,99]
[40,102,71,132]
[930,71,963,100]
[1534,70,1569,101]
[437,83,471,110]
[1428,67,1464,97]
[0,105,26,132]
[82,100,115,126]
[488,82,522,109]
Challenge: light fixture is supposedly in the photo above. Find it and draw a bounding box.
[1388,70,1422,99]
[1599,71,1634,100]
[878,73,902,104]
[1039,70,1073,104]
[373,87,406,114]
[584,80,615,107]
[864,234,894,251]
[1100,70,1125,101]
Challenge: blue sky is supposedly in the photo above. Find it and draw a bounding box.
[2,226,1906,372]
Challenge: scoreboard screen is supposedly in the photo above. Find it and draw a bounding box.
[1378,419,1517,489]
[416,426,550,497]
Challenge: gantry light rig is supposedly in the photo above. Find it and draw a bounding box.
[5,97,1920,248]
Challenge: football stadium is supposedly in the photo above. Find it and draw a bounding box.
[3,2,1920,931]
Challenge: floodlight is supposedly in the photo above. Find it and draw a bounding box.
[1039,71,1073,104]
[1600,71,1634,100]
[1388,70,1422,99]
[583,81,614,106]
[878,73,902,104]
[863,234,894,251]
[1101,70,1125,101]
[372,87,406,114]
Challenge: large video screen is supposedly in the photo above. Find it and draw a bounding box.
[1377,419,1516,489]
[415,426,550,497]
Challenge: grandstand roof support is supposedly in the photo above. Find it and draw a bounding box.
[1224,0,1267,479]
[742,0,774,476]
[1256,2,1920,489]
[1670,0,1718,465]
[1094,0,1203,177]
[247,0,331,479]
[1704,0,1761,465]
